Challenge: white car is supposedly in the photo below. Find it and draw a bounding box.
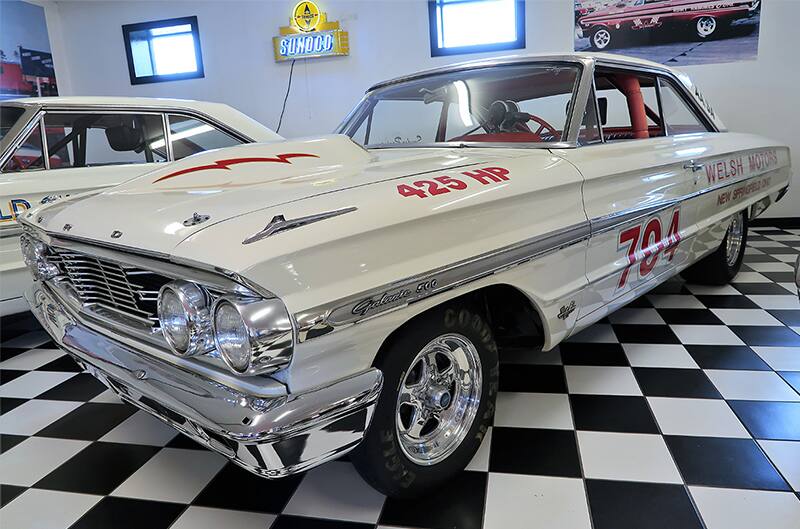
[20,53,791,498]
[0,97,281,315]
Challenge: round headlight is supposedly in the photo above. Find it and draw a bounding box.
[157,281,211,357]
[212,300,251,373]
[212,297,294,376]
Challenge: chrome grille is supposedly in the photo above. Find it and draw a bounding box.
[50,247,172,326]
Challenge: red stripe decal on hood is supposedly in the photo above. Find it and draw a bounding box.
[153,153,319,183]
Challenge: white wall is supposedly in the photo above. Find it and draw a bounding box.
[41,0,799,218]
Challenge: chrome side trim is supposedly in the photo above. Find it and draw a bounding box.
[242,207,357,245]
[0,224,23,239]
[295,221,591,341]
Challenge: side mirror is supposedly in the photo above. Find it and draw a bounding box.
[597,97,608,126]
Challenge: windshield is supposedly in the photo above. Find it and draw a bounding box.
[0,106,26,143]
[339,63,582,148]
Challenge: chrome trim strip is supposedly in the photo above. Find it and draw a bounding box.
[295,221,592,341]
[566,58,596,145]
[39,114,50,171]
[0,224,23,239]
[242,207,357,245]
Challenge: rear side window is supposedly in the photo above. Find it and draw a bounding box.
[167,115,241,160]
[594,70,664,141]
[658,79,710,135]
[42,113,167,168]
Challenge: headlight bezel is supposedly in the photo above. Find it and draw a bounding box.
[211,296,294,376]
[20,233,60,280]
[157,280,213,357]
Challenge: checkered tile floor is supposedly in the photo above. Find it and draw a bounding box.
[1,225,799,529]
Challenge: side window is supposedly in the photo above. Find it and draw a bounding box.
[42,113,167,169]
[168,115,242,160]
[594,70,664,141]
[1,123,45,172]
[658,78,710,135]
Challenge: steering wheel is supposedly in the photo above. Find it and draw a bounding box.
[526,114,559,139]
[485,101,559,138]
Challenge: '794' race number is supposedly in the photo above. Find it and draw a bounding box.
[397,167,510,199]
[618,209,681,289]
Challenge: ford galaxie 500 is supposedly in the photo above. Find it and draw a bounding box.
[0,97,281,315]
[20,53,791,497]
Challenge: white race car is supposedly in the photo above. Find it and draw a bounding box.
[0,97,281,315]
[21,53,791,497]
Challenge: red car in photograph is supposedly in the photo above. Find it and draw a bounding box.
[577,0,761,50]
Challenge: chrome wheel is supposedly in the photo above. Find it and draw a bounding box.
[593,29,611,49]
[697,16,717,37]
[726,211,745,267]
[395,333,482,466]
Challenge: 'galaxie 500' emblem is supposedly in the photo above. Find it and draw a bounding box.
[351,289,412,316]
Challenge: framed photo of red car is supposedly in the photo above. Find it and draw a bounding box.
[574,0,761,66]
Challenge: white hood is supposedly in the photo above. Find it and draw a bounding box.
[33,135,496,254]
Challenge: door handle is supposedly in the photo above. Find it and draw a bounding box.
[683,161,705,172]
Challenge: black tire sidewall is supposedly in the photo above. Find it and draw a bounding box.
[352,305,498,498]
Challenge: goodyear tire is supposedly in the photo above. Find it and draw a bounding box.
[682,209,748,285]
[351,304,498,498]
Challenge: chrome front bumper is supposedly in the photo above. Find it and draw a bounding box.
[26,281,382,478]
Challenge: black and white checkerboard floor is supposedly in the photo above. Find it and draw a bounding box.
[1,225,799,529]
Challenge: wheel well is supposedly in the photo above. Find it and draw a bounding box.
[373,284,545,368]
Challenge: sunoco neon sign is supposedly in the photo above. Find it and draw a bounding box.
[273,1,349,62]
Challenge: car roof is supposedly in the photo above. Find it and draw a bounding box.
[368,52,678,92]
[2,97,283,143]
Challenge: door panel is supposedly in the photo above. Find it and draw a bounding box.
[554,136,699,323]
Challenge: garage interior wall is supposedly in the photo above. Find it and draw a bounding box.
[34,0,799,219]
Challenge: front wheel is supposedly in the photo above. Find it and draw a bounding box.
[351,305,498,498]
[682,209,748,285]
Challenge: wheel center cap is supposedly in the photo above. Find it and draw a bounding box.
[426,386,452,410]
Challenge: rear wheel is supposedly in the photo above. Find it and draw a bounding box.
[589,27,613,50]
[695,16,718,39]
[351,305,498,498]
[682,209,748,285]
